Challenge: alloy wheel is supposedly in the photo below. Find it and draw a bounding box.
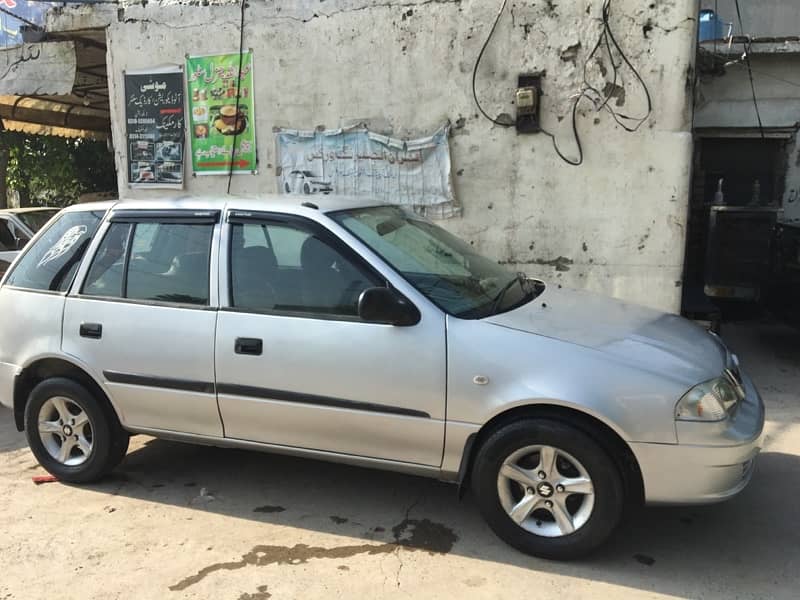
[37,396,94,467]
[497,444,595,538]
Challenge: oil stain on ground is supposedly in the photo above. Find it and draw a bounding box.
[238,585,271,600]
[169,518,458,591]
[253,505,286,514]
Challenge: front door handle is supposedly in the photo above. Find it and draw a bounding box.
[235,337,262,356]
[80,322,103,339]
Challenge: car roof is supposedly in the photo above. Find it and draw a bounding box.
[64,194,390,216]
[0,207,61,215]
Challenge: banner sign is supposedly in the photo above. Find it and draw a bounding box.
[186,51,257,175]
[275,124,458,217]
[0,1,55,48]
[124,65,185,188]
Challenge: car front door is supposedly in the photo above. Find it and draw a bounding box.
[215,211,446,466]
[62,209,223,437]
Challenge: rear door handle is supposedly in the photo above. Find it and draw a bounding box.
[235,337,262,356]
[80,322,103,339]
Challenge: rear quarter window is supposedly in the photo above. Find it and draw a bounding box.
[5,211,104,292]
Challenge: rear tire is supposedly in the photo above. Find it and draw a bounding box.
[471,418,624,560]
[24,378,129,483]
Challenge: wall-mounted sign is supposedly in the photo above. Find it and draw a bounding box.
[275,124,459,218]
[186,51,257,176]
[124,65,185,189]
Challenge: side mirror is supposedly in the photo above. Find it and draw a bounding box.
[14,236,26,251]
[358,287,420,326]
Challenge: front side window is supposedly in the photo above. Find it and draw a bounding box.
[331,206,540,318]
[5,211,104,292]
[82,221,214,306]
[230,220,381,316]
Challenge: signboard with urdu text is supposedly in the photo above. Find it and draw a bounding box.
[124,65,185,189]
[185,51,257,175]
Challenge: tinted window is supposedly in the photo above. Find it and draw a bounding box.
[82,221,213,306]
[230,221,381,316]
[5,211,103,292]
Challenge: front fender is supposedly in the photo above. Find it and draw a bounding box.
[446,317,682,445]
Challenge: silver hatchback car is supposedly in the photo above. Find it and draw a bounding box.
[0,196,764,559]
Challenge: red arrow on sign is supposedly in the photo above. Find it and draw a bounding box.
[197,160,250,168]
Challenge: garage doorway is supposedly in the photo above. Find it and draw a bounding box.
[682,132,791,325]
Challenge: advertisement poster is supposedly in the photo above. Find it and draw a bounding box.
[186,51,257,175]
[124,65,185,188]
[275,124,459,218]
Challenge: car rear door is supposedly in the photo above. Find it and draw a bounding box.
[214,210,447,466]
[62,208,223,437]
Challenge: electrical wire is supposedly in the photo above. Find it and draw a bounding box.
[227,0,247,194]
[0,6,39,29]
[583,0,653,133]
[540,0,652,166]
[701,48,800,89]
[471,0,651,167]
[541,92,587,166]
[734,0,766,140]
[471,0,513,128]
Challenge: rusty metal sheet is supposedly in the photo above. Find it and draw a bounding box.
[0,42,77,96]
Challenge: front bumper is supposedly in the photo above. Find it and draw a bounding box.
[632,371,765,505]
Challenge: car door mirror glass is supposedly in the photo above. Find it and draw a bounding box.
[358,287,420,326]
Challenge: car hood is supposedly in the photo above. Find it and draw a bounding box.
[484,285,727,386]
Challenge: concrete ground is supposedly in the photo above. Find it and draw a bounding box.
[1,319,799,600]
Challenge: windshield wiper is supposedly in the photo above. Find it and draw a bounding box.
[489,272,528,316]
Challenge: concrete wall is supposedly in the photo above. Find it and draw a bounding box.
[695,54,800,220]
[51,0,700,313]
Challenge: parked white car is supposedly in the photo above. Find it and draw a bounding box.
[283,170,333,195]
[0,207,60,277]
[0,196,764,559]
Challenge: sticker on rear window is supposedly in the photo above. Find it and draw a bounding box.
[37,225,88,268]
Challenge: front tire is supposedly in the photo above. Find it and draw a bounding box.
[471,418,624,560]
[24,378,129,483]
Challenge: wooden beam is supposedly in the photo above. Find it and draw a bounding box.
[0,102,109,133]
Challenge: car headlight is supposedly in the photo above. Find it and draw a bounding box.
[675,377,740,422]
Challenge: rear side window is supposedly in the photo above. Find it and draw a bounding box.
[5,211,103,292]
[82,221,214,306]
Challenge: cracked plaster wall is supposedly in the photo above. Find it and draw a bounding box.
[54,0,699,312]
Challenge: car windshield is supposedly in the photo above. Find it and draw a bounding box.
[16,209,59,233]
[331,205,542,318]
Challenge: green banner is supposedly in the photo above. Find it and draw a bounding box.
[186,51,257,175]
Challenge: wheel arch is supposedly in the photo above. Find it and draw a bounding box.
[457,403,644,508]
[13,356,121,432]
